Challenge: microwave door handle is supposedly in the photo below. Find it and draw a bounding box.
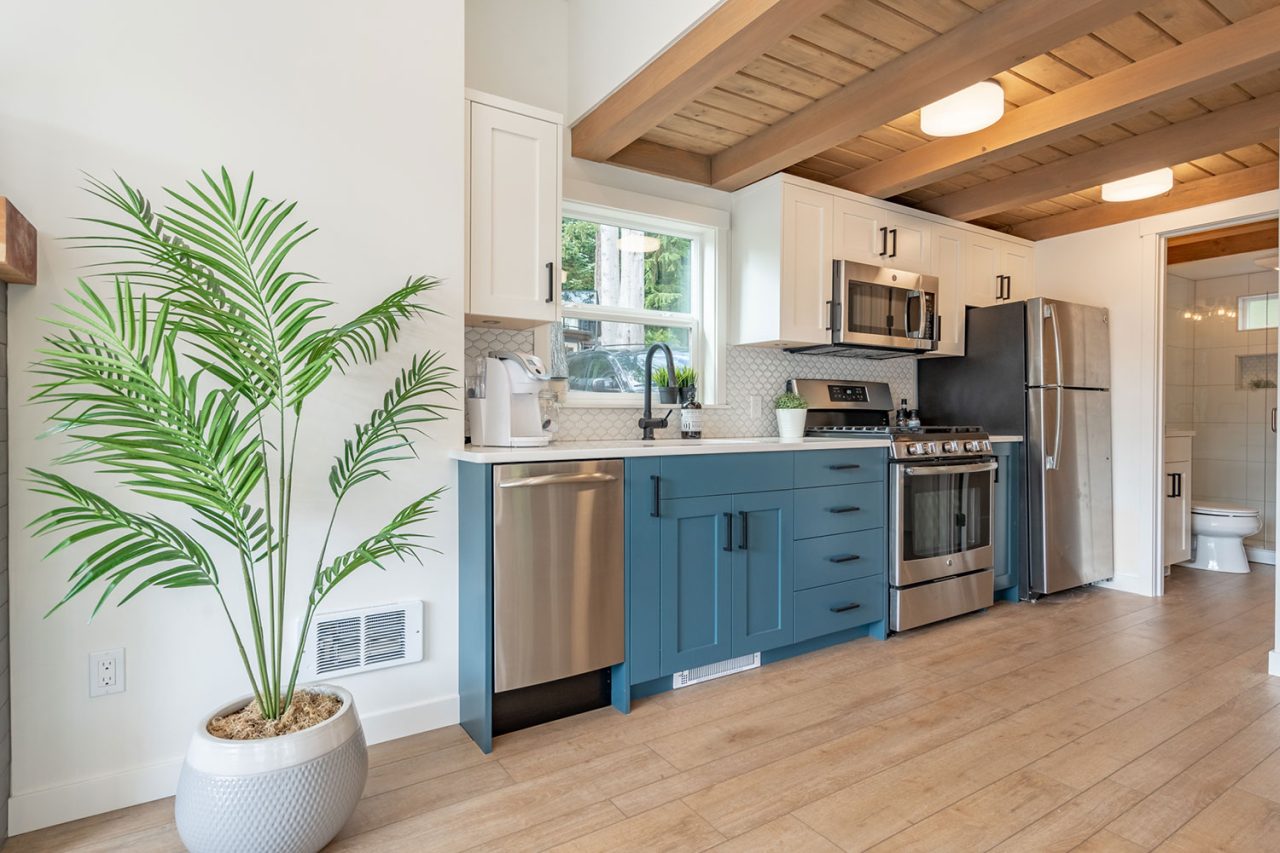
[830,261,843,341]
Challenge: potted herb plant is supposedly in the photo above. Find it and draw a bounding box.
[29,170,454,853]
[774,390,809,440]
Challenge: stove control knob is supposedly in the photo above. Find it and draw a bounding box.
[963,440,979,452]
[905,442,921,455]
[943,440,959,453]
[983,440,992,451]
[927,442,938,454]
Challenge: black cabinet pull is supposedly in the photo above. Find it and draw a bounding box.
[994,463,1000,484]
[879,226,888,256]
[651,475,661,518]
[739,511,749,550]
[830,602,862,613]
[723,512,734,553]
[828,464,860,471]
[829,506,861,514]
[830,554,861,564]
[1176,472,1183,497]
[889,228,898,258]
[545,261,554,303]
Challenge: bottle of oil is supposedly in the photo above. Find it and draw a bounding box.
[680,386,703,439]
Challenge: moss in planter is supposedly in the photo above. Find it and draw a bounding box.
[208,690,341,740]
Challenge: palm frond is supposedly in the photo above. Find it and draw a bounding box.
[329,353,455,501]
[28,470,218,616]
[310,490,444,607]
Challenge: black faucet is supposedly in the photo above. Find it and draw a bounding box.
[639,342,678,441]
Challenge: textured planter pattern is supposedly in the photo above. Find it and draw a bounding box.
[176,727,367,853]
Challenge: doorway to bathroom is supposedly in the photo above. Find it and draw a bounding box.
[1162,218,1279,578]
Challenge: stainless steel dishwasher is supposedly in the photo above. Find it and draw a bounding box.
[492,458,625,693]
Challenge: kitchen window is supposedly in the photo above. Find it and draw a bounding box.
[556,200,723,406]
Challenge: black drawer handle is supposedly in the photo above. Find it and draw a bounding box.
[829,506,861,514]
[830,602,862,613]
[651,474,661,518]
[723,512,733,553]
[830,554,861,564]
[828,464,861,471]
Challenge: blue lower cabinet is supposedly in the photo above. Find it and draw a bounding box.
[793,575,885,643]
[658,495,735,674]
[793,482,886,539]
[730,491,794,657]
[993,444,1019,594]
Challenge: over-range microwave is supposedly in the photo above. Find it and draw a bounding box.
[788,261,940,359]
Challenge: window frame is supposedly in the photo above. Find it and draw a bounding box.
[542,186,728,408]
[1238,292,1278,331]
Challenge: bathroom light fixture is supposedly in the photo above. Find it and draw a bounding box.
[1100,168,1174,202]
[618,233,661,254]
[920,80,1004,137]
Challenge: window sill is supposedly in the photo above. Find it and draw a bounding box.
[558,398,728,410]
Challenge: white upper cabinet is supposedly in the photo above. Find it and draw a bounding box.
[928,225,966,357]
[833,198,931,274]
[965,232,1035,308]
[733,179,834,347]
[466,95,562,329]
[731,174,1032,354]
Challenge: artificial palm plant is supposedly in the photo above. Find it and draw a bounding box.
[29,169,453,721]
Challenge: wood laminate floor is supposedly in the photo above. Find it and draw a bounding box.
[12,566,1280,852]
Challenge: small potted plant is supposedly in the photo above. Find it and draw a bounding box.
[30,170,454,853]
[774,390,808,440]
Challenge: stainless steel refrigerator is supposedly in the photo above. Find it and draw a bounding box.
[918,297,1114,596]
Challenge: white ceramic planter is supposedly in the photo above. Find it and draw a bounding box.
[776,408,807,441]
[175,684,367,853]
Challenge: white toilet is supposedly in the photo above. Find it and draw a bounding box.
[1180,501,1262,574]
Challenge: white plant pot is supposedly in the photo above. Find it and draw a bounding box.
[175,684,367,853]
[776,408,807,441]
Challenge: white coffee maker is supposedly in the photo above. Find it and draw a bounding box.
[467,352,553,447]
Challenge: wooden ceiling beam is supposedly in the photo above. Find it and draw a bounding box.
[570,0,840,165]
[1166,220,1279,265]
[923,93,1280,222]
[1008,164,1279,241]
[706,0,1150,192]
[607,140,712,185]
[0,198,36,285]
[837,6,1280,199]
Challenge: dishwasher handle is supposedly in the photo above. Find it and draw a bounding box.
[498,472,618,489]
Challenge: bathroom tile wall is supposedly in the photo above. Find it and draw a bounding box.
[464,326,917,442]
[1181,271,1277,550]
[1164,274,1195,430]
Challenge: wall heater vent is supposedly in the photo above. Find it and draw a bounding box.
[673,653,760,689]
[304,601,423,678]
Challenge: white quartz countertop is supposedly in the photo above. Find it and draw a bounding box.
[451,434,1022,464]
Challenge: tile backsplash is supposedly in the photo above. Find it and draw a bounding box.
[465,326,916,442]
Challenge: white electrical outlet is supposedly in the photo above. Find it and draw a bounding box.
[89,648,125,697]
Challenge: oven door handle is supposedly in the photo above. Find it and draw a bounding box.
[902,461,998,477]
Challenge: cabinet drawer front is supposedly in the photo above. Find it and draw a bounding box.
[794,449,885,488]
[793,483,886,539]
[658,453,793,499]
[794,576,885,642]
[1166,436,1191,463]
[794,529,885,590]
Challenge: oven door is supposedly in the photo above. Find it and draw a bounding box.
[891,459,996,586]
[834,261,938,351]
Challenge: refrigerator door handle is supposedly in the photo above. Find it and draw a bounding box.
[1046,386,1063,470]
[1045,302,1064,388]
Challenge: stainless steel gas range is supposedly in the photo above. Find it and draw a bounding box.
[789,379,997,631]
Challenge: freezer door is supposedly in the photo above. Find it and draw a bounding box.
[1027,387,1115,594]
[1026,298,1111,390]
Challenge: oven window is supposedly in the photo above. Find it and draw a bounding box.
[902,469,992,561]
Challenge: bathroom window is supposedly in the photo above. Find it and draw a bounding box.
[556,200,724,406]
[1238,293,1278,331]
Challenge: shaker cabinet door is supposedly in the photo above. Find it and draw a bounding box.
[730,491,794,657]
[658,496,734,674]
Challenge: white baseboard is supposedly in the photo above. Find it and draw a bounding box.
[1246,547,1276,566]
[1098,574,1156,597]
[1270,650,1280,678]
[7,693,460,836]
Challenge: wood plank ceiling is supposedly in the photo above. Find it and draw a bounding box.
[572,0,1280,240]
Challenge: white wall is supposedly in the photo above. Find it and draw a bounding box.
[566,0,722,123]
[1035,191,1279,598]
[466,0,569,115]
[1,0,465,833]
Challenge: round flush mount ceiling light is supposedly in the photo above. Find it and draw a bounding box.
[1100,167,1174,202]
[920,80,1005,137]
[618,233,661,254]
